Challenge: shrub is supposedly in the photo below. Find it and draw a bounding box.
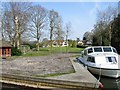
[77,45,87,48]
[72,41,77,47]
[11,47,22,56]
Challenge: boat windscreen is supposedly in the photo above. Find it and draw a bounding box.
[88,48,93,53]
[113,48,117,53]
[103,47,112,52]
[94,47,102,52]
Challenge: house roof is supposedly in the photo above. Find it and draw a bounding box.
[0,40,12,47]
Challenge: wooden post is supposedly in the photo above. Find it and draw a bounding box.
[6,48,8,57]
[0,48,2,57]
[9,48,11,56]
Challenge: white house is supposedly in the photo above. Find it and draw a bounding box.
[49,40,69,47]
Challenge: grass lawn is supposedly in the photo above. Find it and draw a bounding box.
[22,47,84,57]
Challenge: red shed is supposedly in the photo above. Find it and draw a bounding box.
[0,40,12,58]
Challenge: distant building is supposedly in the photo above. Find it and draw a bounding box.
[86,40,92,45]
[48,40,68,47]
[77,40,84,45]
[82,40,92,46]
[0,40,12,58]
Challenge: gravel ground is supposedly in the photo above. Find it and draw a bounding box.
[1,54,74,77]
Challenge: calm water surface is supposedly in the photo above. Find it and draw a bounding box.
[93,74,120,90]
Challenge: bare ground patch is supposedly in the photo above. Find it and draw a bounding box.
[1,54,75,77]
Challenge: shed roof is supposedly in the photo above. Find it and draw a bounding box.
[0,40,12,47]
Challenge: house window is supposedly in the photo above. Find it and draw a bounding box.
[53,42,57,46]
[64,42,67,45]
[53,43,56,45]
[8,48,10,54]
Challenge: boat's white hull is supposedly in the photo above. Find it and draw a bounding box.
[87,66,120,78]
[77,46,120,78]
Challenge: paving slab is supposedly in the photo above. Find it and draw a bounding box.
[46,57,101,87]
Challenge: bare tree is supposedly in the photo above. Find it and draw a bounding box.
[97,6,117,25]
[2,7,15,46]
[92,6,117,46]
[65,22,71,43]
[54,16,64,46]
[83,31,92,41]
[64,21,71,52]
[49,9,59,48]
[29,5,48,51]
[97,6,117,45]
[2,2,31,49]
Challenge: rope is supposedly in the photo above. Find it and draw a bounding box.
[94,64,102,88]
[98,64,102,81]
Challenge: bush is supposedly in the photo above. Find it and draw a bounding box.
[11,47,22,56]
[22,42,36,49]
[77,45,87,48]
[71,41,77,47]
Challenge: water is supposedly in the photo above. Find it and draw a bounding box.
[96,55,120,90]
[93,74,120,90]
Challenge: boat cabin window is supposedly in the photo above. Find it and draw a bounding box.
[87,57,95,63]
[81,51,84,57]
[106,57,117,63]
[88,48,93,53]
[103,47,112,52]
[94,47,102,52]
[113,48,117,53]
[84,50,87,56]
[81,53,84,57]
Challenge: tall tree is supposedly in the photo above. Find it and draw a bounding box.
[64,21,71,42]
[2,2,31,49]
[92,6,117,46]
[49,9,59,48]
[54,16,64,46]
[83,31,92,41]
[64,22,72,52]
[111,15,120,53]
[29,5,47,51]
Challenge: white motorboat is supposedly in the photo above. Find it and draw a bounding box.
[77,46,120,78]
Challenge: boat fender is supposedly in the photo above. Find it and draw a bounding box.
[99,84,104,88]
